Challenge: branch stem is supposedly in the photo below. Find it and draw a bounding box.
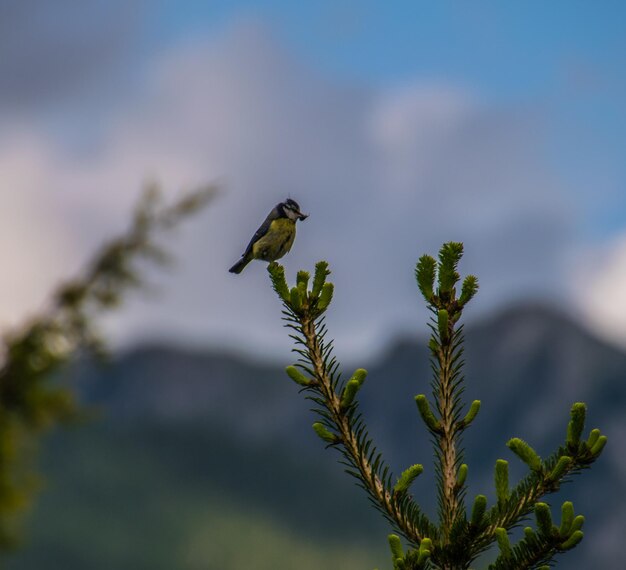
[436,338,461,542]
[300,316,426,545]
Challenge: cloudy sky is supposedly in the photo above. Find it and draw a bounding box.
[2,1,626,358]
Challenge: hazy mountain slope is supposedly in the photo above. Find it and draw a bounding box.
[7,422,388,569]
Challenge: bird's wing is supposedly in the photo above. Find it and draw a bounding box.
[241,207,279,258]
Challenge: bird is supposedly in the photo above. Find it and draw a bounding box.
[229,198,308,274]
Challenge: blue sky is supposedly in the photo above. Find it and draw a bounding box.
[152,1,625,88]
[150,2,626,96]
[1,1,626,356]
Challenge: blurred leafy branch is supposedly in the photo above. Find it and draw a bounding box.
[268,243,607,570]
[0,184,214,549]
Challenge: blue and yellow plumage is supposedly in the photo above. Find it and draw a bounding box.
[229,199,308,274]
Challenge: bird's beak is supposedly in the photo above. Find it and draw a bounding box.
[298,211,308,221]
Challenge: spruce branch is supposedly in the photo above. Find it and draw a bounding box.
[415,242,477,558]
[268,262,435,547]
[386,534,433,569]
[487,502,586,569]
[269,242,607,570]
[471,401,607,560]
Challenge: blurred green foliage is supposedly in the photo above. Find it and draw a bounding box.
[0,185,214,549]
[6,422,387,569]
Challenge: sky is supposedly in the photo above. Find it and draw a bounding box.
[1,1,626,359]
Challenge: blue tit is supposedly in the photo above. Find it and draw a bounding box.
[229,198,308,274]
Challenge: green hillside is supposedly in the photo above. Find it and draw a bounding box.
[7,422,389,569]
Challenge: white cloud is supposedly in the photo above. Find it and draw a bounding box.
[0,20,585,358]
[574,233,626,347]
[0,134,77,328]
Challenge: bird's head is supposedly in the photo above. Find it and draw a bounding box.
[281,199,308,221]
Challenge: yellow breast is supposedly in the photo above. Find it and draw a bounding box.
[252,218,296,261]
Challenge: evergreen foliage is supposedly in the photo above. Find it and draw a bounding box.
[0,185,213,549]
[268,242,607,569]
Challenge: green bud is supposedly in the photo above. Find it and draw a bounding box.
[560,530,583,550]
[312,422,338,444]
[535,503,553,536]
[393,464,424,494]
[349,368,368,386]
[507,438,542,472]
[524,527,535,541]
[567,402,587,449]
[457,464,468,487]
[586,428,601,449]
[290,287,302,312]
[495,460,509,504]
[297,280,308,304]
[570,515,585,533]
[285,365,314,387]
[341,379,361,409]
[460,400,481,428]
[437,242,463,294]
[437,309,449,341]
[559,502,575,536]
[415,255,436,302]
[419,538,432,553]
[415,395,441,433]
[471,495,487,527]
[316,282,334,313]
[267,262,290,302]
[417,537,432,565]
[495,528,512,559]
[548,456,572,482]
[311,261,330,298]
[296,270,310,290]
[590,435,608,456]
[459,274,479,306]
[388,534,403,560]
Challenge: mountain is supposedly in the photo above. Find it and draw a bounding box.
[6,303,625,569]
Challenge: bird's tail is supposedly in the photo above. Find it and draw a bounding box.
[229,256,252,274]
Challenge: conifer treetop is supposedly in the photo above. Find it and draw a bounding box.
[268,242,607,570]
